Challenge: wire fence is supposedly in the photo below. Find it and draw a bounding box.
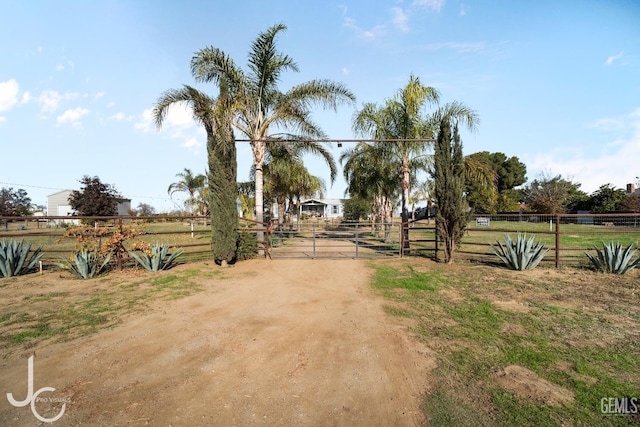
[0,215,266,269]
[3,213,640,269]
[403,213,640,268]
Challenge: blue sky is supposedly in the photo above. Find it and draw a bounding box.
[1,0,639,212]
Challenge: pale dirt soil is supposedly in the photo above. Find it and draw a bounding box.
[0,258,436,426]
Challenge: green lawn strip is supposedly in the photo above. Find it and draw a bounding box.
[370,261,640,426]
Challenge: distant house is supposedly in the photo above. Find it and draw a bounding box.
[299,198,346,219]
[47,190,131,219]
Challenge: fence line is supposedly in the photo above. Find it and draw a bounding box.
[403,213,640,268]
[0,215,267,268]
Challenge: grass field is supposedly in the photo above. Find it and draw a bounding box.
[371,259,640,426]
[407,218,640,268]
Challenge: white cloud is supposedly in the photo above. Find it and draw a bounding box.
[135,105,203,154]
[56,64,64,71]
[0,116,7,125]
[134,108,154,133]
[528,108,640,193]
[109,112,133,121]
[107,101,116,108]
[343,17,387,40]
[56,107,89,127]
[181,137,203,151]
[342,67,351,75]
[391,7,410,33]
[413,0,444,12]
[338,4,347,16]
[605,51,623,65]
[424,41,487,54]
[0,79,20,112]
[94,91,106,100]
[21,92,31,104]
[36,90,82,114]
[38,90,63,114]
[460,3,468,16]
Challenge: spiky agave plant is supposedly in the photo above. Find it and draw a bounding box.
[491,232,550,271]
[0,238,44,277]
[128,243,183,272]
[54,249,111,279]
[586,242,640,275]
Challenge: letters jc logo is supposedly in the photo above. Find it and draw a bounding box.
[6,355,66,423]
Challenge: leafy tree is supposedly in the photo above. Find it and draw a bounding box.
[166,168,207,215]
[343,197,370,222]
[587,184,628,213]
[237,181,255,219]
[621,194,640,212]
[69,176,121,216]
[432,119,468,264]
[190,23,355,247]
[465,151,526,213]
[0,187,31,216]
[523,173,585,214]
[133,203,156,216]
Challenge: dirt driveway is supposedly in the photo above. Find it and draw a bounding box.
[0,259,435,426]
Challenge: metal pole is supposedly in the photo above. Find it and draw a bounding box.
[355,223,359,258]
[312,223,316,259]
[555,214,560,269]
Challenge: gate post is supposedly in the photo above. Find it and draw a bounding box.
[355,222,359,258]
[555,214,560,268]
[312,223,316,258]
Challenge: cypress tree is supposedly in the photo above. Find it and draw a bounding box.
[432,119,469,263]
[208,90,238,265]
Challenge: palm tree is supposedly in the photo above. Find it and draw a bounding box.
[340,142,398,239]
[190,23,355,247]
[166,168,207,215]
[262,141,333,227]
[153,79,239,264]
[353,75,479,223]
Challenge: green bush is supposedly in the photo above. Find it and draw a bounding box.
[128,243,183,272]
[54,249,111,279]
[0,238,44,277]
[586,242,640,275]
[491,233,550,271]
[236,231,258,261]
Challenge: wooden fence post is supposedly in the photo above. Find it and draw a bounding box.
[117,217,123,271]
[555,214,560,269]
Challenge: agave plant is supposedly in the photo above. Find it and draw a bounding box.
[491,232,550,271]
[0,238,44,277]
[586,242,640,275]
[128,243,183,272]
[54,249,111,279]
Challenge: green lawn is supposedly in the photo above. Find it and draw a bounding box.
[407,219,640,268]
[371,259,640,426]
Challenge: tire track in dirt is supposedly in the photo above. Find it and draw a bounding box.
[0,259,435,426]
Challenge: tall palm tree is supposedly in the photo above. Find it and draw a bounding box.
[340,142,398,239]
[262,141,333,227]
[190,23,355,246]
[166,167,206,215]
[264,156,325,228]
[154,83,239,264]
[353,75,479,223]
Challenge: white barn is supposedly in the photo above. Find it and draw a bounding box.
[47,190,131,218]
